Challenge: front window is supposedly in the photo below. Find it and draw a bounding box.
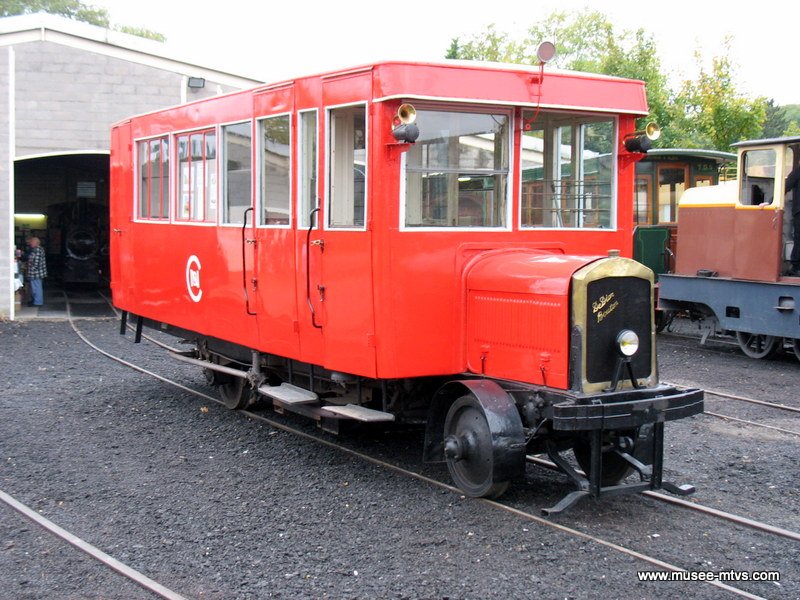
[521,113,615,228]
[740,148,776,206]
[404,109,510,228]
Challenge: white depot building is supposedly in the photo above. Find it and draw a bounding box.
[0,13,262,319]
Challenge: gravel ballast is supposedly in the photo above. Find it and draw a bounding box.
[0,318,797,599]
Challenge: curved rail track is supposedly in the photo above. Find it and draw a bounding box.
[41,300,799,599]
[0,489,186,600]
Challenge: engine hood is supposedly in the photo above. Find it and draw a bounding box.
[466,250,604,296]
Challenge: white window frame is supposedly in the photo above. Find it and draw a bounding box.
[325,102,369,232]
[133,133,172,225]
[518,113,619,231]
[298,108,320,229]
[398,105,514,232]
[256,112,293,229]
[172,126,219,228]
[219,119,255,228]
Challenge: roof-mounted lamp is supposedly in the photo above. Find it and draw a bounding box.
[536,41,556,65]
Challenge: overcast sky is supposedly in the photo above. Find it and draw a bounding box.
[94,0,797,105]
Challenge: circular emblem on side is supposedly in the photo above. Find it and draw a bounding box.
[186,255,203,302]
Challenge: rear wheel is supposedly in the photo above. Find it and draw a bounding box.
[443,395,509,498]
[792,339,800,363]
[735,331,780,359]
[204,357,251,410]
[219,375,249,410]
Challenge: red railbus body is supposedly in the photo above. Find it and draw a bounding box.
[111,60,702,512]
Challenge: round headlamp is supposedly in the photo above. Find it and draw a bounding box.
[616,330,639,357]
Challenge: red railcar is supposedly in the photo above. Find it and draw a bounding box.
[111,60,702,513]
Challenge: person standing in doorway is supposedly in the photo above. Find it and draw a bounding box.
[26,236,47,307]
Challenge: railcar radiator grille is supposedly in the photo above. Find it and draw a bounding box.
[470,293,564,354]
[584,277,652,383]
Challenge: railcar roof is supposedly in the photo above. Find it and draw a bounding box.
[113,60,650,127]
[731,136,800,148]
[642,148,736,163]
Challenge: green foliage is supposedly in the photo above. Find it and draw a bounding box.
[1,0,165,41]
[1,0,109,25]
[762,100,787,139]
[447,11,772,151]
[672,43,766,149]
[784,120,800,137]
[780,104,800,136]
[114,24,166,42]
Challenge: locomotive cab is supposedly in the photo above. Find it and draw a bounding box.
[659,137,800,359]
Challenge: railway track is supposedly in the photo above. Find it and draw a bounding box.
[53,303,798,599]
[0,490,186,600]
[658,334,800,438]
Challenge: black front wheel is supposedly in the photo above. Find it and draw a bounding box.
[443,395,509,499]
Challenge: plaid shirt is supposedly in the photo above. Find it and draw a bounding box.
[27,246,47,279]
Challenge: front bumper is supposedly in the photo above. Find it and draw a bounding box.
[545,385,704,431]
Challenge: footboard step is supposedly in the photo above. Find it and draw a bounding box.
[322,405,395,422]
[258,383,319,404]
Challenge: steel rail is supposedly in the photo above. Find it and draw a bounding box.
[64,314,772,600]
[702,389,800,414]
[662,380,800,415]
[703,410,800,438]
[0,489,187,600]
[526,456,800,542]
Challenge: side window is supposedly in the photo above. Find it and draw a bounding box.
[298,110,318,228]
[657,166,688,224]
[259,115,291,226]
[405,109,510,228]
[137,136,169,220]
[328,105,366,228]
[521,114,615,228]
[176,129,217,223]
[222,122,253,224]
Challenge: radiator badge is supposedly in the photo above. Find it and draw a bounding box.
[592,292,618,323]
[186,255,203,303]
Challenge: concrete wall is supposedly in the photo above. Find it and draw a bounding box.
[0,38,249,318]
[1,46,12,319]
[15,40,238,158]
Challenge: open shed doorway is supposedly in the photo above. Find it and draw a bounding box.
[14,153,110,291]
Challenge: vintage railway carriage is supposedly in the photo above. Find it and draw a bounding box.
[111,60,703,513]
[659,136,800,360]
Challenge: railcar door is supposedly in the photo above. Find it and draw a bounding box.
[251,86,301,357]
[734,146,784,281]
[313,96,377,377]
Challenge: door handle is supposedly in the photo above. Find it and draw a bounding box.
[306,207,323,329]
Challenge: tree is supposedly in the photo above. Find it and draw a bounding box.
[672,43,766,150]
[1,0,110,26]
[449,11,675,142]
[761,100,788,139]
[1,0,165,41]
[781,104,800,137]
[446,12,768,150]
